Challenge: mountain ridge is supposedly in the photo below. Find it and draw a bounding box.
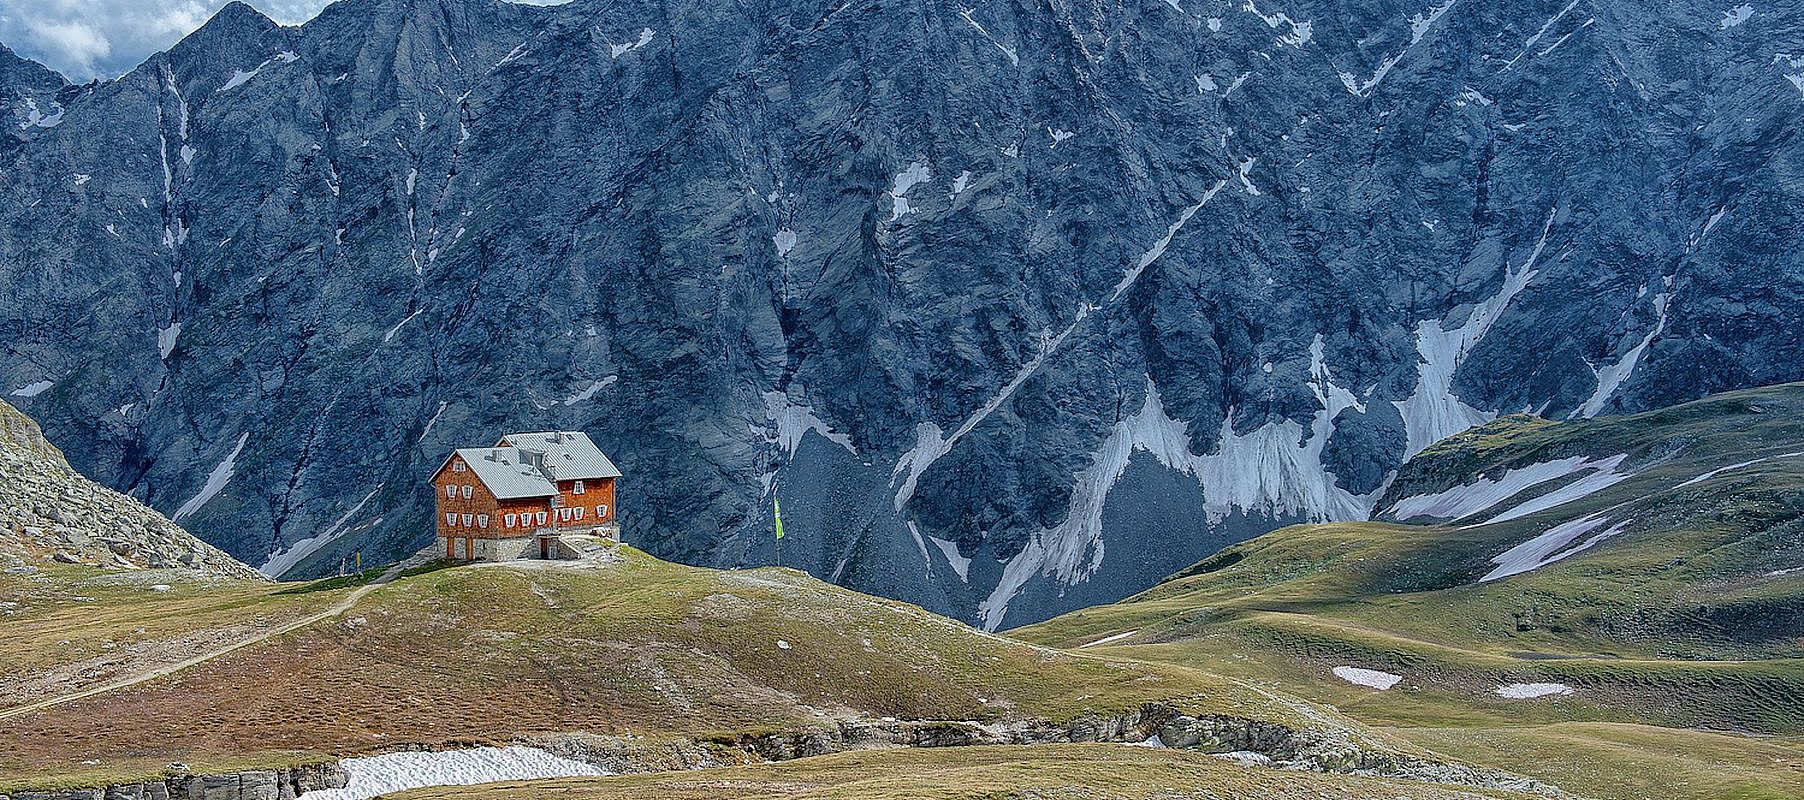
[2,0,1800,628]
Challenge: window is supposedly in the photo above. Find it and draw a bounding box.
[551,494,564,508]
[453,462,466,473]
[596,504,608,519]
[461,484,473,499]
[445,512,457,526]
[536,511,548,526]
[478,514,490,528]
[574,480,585,495]
[445,485,456,499]
[573,506,585,520]
[505,513,517,528]
[461,513,473,526]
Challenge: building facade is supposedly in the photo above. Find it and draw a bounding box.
[430,431,621,561]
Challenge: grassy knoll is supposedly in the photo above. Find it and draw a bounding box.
[392,743,1537,800]
[0,548,1335,791]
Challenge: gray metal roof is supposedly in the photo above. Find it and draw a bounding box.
[499,431,622,481]
[452,446,559,499]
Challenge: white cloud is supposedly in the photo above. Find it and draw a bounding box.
[2,0,260,80]
[1,0,575,82]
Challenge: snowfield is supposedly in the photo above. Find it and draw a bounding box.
[1332,666,1403,690]
[296,746,607,800]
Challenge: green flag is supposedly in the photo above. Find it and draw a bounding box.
[773,496,785,540]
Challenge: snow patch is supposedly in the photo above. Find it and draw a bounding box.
[886,162,931,221]
[1484,456,1631,524]
[1195,73,1218,93]
[928,536,970,581]
[763,391,857,458]
[1078,629,1138,649]
[9,380,53,398]
[1676,456,1771,488]
[773,228,799,257]
[1481,514,1631,582]
[1242,0,1313,47]
[1333,666,1402,690]
[979,361,1367,629]
[609,28,655,58]
[949,170,972,200]
[1388,454,1629,523]
[1394,209,1553,458]
[1773,54,1804,99]
[19,98,64,128]
[562,376,618,406]
[1048,127,1075,147]
[1496,682,1572,699]
[295,746,605,800]
[1719,5,1753,28]
[157,323,183,360]
[1579,290,1670,418]
[173,433,249,522]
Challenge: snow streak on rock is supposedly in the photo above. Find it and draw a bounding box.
[979,341,1369,630]
[763,390,857,458]
[958,7,1020,66]
[893,307,1089,511]
[609,28,655,59]
[1394,209,1554,459]
[1111,179,1230,301]
[173,433,250,522]
[261,484,382,577]
[1338,1,1456,96]
[1579,288,1671,418]
[9,380,53,398]
[1242,0,1314,48]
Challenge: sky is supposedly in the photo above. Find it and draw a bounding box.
[0,0,568,82]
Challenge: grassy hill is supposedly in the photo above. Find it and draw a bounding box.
[1012,383,1804,799]
[1,547,1429,793]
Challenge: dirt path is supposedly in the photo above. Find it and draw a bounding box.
[0,566,403,722]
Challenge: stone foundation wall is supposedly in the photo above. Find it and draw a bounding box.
[2,762,346,800]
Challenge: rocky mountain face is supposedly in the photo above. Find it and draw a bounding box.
[1,0,1799,627]
[0,399,259,578]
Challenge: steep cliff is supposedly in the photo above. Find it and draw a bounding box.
[2,0,1800,626]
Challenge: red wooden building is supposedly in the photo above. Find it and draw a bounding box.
[430,431,620,560]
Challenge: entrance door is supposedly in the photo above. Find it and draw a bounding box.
[538,538,550,559]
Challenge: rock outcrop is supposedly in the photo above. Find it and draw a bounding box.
[0,399,259,578]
